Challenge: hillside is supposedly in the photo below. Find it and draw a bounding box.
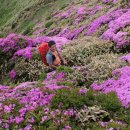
[0,0,130,129]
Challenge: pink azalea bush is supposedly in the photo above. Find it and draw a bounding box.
[0,71,85,129]
[91,66,130,108]
[101,9,130,49]
[0,1,130,129]
[86,9,130,49]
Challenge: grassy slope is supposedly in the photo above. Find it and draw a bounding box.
[0,0,71,35]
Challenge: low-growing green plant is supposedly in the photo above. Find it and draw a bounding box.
[0,33,5,38]
[119,107,130,125]
[38,72,46,82]
[46,15,51,20]
[107,122,127,129]
[23,22,34,35]
[57,66,73,73]
[86,90,95,106]
[51,88,87,109]
[45,21,53,28]
[57,81,73,87]
[32,53,41,61]
[60,4,68,10]
[96,92,122,112]
[65,53,126,86]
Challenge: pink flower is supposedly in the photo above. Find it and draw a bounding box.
[79,88,88,94]
[62,125,71,130]
[9,70,16,79]
[24,124,32,130]
[15,116,24,124]
[41,116,48,123]
[4,105,11,113]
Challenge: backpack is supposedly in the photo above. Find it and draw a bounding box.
[38,42,49,66]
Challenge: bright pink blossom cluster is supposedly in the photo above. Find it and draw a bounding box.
[91,66,130,108]
[86,9,130,49]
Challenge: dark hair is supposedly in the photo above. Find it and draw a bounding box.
[48,40,56,47]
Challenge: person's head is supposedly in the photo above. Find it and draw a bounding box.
[48,40,56,52]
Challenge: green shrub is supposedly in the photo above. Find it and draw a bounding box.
[60,4,68,10]
[57,81,73,87]
[51,88,87,109]
[76,105,109,128]
[45,21,53,28]
[56,66,73,73]
[62,37,114,66]
[14,57,46,83]
[0,33,5,38]
[38,72,46,82]
[46,16,51,20]
[23,22,34,35]
[87,53,126,83]
[120,107,130,125]
[65,53,126,86]
[86,90,95,106]
[96,92,122,112]
[32,53,41,61]
[65,66,88,87]
[107,122,127,129]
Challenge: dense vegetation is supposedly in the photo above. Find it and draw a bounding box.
[0,0,130,129]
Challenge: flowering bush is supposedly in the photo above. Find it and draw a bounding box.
[0,0,130,129]
[86,8,130,49]
[51,87,88,109]
[91,66,130,108]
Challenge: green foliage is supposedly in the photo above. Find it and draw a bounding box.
[14,57,46,83]
[38,72,46,82]
[45,21,53,28]
[57,66,73,73]
[46,15,51,20]
[23,22,34,35]
[57,81,73,87]
[0,33,5,38]
[65,66,88,86]
[51,88,87,109]
[85,90,95,106]
[62,37,114,66]
[120,107,130,125]
[60,4,68,10]
[96,92,122,112]
[107,122,127,129]
[65,53,126,87]
[32,53,41,61]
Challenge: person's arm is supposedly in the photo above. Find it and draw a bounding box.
[49,64,57,69]
[57,51,67,64]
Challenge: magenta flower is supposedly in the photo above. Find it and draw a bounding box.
[79,88,88,94]
[41,116,48,123]
[15,116,24,124]
[24,124,32,130]
[9,69,16,79]
[4,105,12,113]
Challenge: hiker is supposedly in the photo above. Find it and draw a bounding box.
[46,40,67,70]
